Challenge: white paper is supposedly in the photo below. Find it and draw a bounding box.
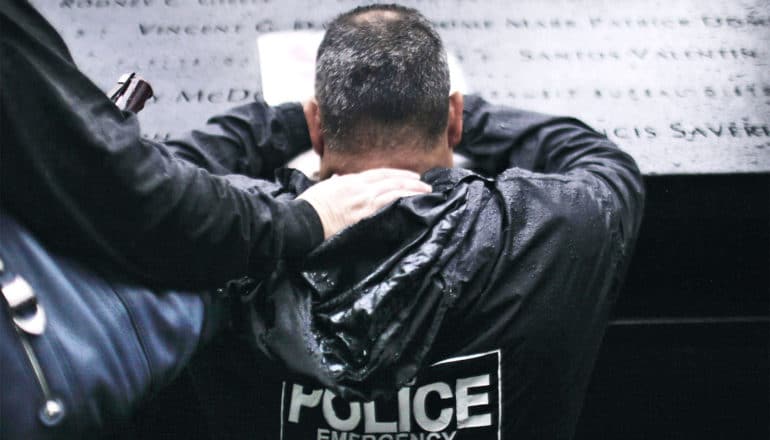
[258,31,468,105]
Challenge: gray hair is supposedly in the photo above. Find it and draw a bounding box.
[315,4,450,151]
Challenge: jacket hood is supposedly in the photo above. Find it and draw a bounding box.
[238,168,502,400]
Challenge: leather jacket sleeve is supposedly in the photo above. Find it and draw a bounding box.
[0,2,323,288]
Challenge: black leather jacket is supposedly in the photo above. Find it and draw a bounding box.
[0,1,322,288]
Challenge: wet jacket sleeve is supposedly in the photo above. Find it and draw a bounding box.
[163,101,312,178]
[0,2,323,288]
[453,96,645,440]
[457,94,645,244]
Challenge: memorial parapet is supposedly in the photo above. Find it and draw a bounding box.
[32,0,769,174]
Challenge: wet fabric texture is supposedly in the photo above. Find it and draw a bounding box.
[174,95,644,439]
[237,168,499,400]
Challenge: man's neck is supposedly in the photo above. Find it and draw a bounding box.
[319,146,453,179]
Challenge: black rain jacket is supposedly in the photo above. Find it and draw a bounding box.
[167,95,645,439]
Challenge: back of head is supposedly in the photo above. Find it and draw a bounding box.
[315,4,450,152]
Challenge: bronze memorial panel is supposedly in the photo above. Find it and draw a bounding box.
[32,0,770,174]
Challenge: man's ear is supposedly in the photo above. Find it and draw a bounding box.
[447,92,464,149]
[303,98,325,156]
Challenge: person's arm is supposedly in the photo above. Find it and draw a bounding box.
[457,94,645,241]
[0,3,319,287]
[0,2,428,287]
[450,98,647,440]
[163,100,311,178]
[170,92,644,243]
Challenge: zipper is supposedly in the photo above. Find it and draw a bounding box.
[11,319,66,425]
[1,261,66,426]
